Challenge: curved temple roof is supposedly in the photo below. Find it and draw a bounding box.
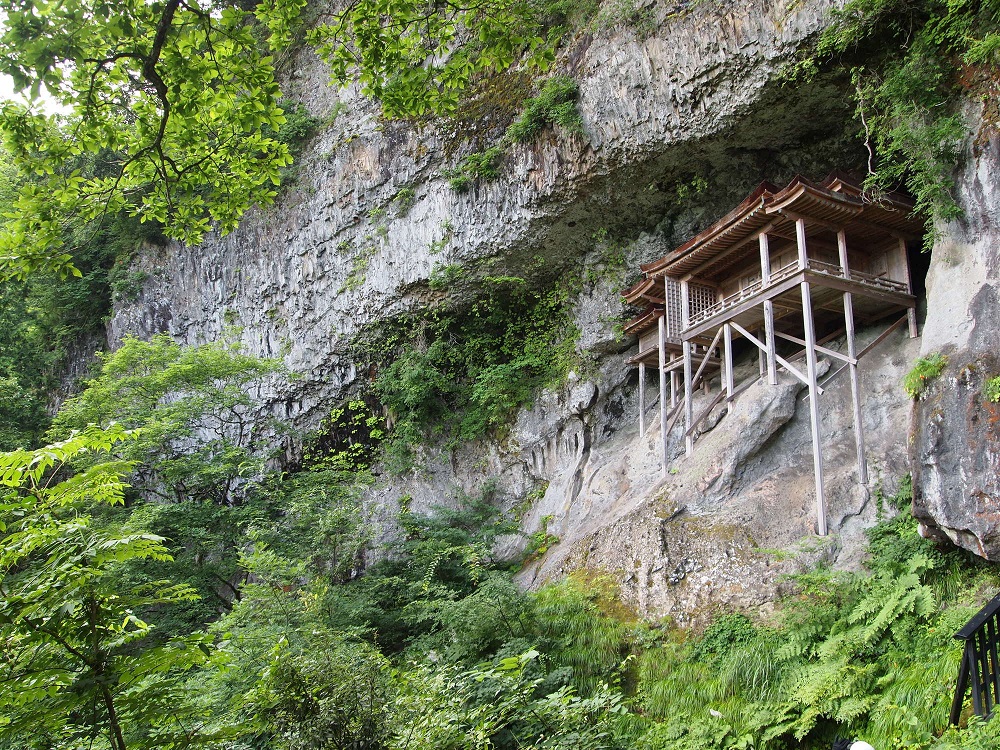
[637,173,923,280]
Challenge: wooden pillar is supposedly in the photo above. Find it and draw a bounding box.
[681,278,694,455]
[683,341,694,455]
[839,230,868,485]
[900,237,919,338]
[670,369,678,408]
[658,316,668,475]
[760,232,777,385]
[801,280,827,535]
[797,219,826,534]
[759,230,772,284]
[723,323,734,400]
[795,218,808,269]
[638,362,646,437]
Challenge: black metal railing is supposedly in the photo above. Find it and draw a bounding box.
[950,591,1000,725]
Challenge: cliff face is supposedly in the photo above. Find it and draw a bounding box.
[912,127,1000,560]
[107,0,999,618]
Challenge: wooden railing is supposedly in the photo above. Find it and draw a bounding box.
[950,591,1000,725]
[806,259,909,293]
[684,259,908,330]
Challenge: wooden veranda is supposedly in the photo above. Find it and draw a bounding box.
[623,174,923,534]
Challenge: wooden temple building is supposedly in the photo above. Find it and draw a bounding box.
[623,174,923,534]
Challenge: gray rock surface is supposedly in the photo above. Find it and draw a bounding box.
[912,126,1000,559]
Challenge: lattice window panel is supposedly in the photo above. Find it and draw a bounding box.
[664,279,683,337]
[689,283,717,318]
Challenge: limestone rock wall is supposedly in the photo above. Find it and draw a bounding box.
[912,128,1000,560]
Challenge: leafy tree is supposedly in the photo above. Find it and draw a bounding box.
[0,426,217,750]
[0,0,556,279]
[51,333,291,505]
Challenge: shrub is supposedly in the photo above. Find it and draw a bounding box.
[506,75,584,142]
[903,352,947,399]
[984,375,1000,402]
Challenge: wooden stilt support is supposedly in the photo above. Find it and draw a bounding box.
[764,301,778,385]
[839,230,868,485]
[670,370,678,408]
[723,323,734,400]
[900,237,919,338]
[638,362,646,437]
[681,279,694,455]
[658,316,668,476]
[801,280,827,535]
[683,340,694,455]
[760,231,778,385]
[795,218,808,269]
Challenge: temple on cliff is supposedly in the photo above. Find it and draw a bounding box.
[623,173,923,534]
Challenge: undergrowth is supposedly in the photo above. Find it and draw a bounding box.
[187,473,1000,750]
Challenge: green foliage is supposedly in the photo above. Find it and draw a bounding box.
[394,186,417,215]
[812,0,1000,233]
[0,0,564,279]
[523,514,560,563]
[443,146,506,192]
[506,76,583,142]
[367,276,579,464]
[444,75,583,191]
[692,613,760,661]
[0,0,298,278]
[0,149,161,448]
[530,575,637,695]
[302,397,386,472]
[270,100,322,155]
[983,375,1000,402]
[250,632,395,750]
[308,0,558,119]
[0,427,216,750]
[429,262,466,290]
[903,352,948,399]
[51,333,291,505]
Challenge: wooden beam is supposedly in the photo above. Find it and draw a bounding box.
[686,388,727,438]
[800,280,827,536]
[638,361,646,437]
[901,237,918,338]
[664,393,685,437]
[683,340,694,455]
[723,323,734,400]
[759,231,772,284]
[681,278,690,328]
[683,221,779,281]
[683,272,804,339]
[773,330,857,365]
[659,316,668,476]
[730,321,819,393]
[692,327,725,389]
[820,315,908,388]
[801,272,915,307]
[839,230,868,485]
[796,217,808,269]
[764,299,777,384]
